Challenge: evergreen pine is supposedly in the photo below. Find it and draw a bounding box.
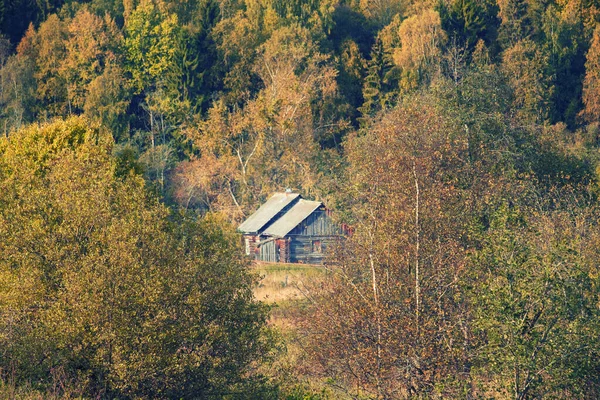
[358,38,395,126]
[498,0,532,48]
[438,0,500,55]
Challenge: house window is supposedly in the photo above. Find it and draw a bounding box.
[245,238,251,255]
[312,240,322,253]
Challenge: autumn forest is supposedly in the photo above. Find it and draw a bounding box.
[2,0,600,398]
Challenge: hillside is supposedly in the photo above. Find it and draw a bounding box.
[3,0,600,398]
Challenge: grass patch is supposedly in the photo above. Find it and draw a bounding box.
[252,263,327,304]
[252,263,348,399]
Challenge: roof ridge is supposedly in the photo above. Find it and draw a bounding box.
[237,192,301,234]
[262,199,323,238]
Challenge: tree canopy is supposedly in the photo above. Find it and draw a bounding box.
[4,0,600,398]
[0,117,274,398]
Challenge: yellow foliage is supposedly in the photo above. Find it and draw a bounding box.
[393,9,446,81]
[582,24,600,123]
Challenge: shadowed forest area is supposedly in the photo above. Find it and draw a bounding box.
[3,0,600,398]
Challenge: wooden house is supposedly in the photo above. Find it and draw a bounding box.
[238,192,344,264]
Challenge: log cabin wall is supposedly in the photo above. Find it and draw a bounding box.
[287,209,343,264]
[288,209,343,236]
[277,238,290,263]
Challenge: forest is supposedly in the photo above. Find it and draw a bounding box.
[2,0,600,398]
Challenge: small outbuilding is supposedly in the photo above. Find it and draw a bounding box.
[238,192,344,264]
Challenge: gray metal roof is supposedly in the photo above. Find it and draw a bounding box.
[263,199,322,238]
[238,192,301,234]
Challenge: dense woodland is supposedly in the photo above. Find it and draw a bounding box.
[3,0,600,398]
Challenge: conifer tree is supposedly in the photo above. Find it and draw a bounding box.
[498,0,532,48]
[438,0,500,54]
[358,38,395,125]
[0,0,4,34]
[543,1,586,126]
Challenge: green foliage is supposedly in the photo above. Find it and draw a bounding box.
[0,53,36,134]
[0,117,275,398]
[124,0,184,95]
[178,0,221,112]
[0,0,61,45]
[3,2,600,397]
[31,14,69,117]
[0,0,4,33]
[84,63,131,140]
[358,37,396,124]
[498,0,532,48]
[438,0,500,54]
[542,2,587,127]
[270,0,338,33]
[502,39,553,123]
[469,199,600,398]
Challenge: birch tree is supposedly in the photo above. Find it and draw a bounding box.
[178,24,344,219]
[298,96,472,398]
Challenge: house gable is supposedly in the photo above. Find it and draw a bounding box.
[262,199,322,238]
[287,208,344,237]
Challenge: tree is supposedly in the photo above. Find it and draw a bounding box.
[123,0,189,193]
[336,38,366,120]
[61,8,123,113]
[124,0,184,95]
[269,0,338,33]
[497,0,532,48]
[542,1,587,126]
[180,24,345,218]
[0,0,4,35]
[210,3,267,105]
[581,23,600,124]
[358,37,395,123]
[169,154,238,213]
[501,39,552,123]
[0,54,36,135]
[358,0,404,28]
[84,63,131,141]
[393,8,447,91]
[437,0,500,55]
[29,14,69,117]
[469,195,600,399]
[0,0,60,45]
[178,0,222,113]
[299,96,473,398]
[0,117,274,398]
[0,34,8,65]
